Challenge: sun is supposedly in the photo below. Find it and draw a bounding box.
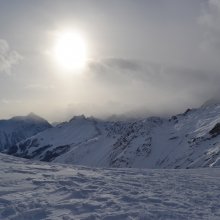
[53,31,87,71]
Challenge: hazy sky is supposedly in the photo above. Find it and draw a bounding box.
[0,0,220,121]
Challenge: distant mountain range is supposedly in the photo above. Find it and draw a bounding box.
[3,102,220,169]
[0,113,52,151]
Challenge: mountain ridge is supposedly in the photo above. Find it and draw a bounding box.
[0,113,52,151]
[6,103,220,169]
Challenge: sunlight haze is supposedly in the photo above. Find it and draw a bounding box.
[0,0,220,121]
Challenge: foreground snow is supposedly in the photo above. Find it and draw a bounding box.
[0,153,220,220]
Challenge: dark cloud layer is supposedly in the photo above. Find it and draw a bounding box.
[87,57,219,98]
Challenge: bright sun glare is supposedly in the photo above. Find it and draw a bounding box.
[53,31,87,71]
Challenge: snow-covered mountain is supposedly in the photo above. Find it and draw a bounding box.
[0,113,52,152]
[9,104,220,168]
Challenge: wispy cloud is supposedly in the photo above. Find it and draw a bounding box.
[87,58,216,90]
[0,39,23,74]
[24,84,55,90]
[199,0,220,51]
[1,99,22,105]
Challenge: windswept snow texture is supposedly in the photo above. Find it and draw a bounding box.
[0,153,220,220]
[11,104,220,168]
[0,154,220,220]
[0,113,52,152]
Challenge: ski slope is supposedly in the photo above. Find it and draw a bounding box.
[0,153,219,220]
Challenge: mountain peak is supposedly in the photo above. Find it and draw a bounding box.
[10,113,50,125]
[69,115,86,123]
[0,113,52,151]
[27,112,41,119]
[201,98,220,108]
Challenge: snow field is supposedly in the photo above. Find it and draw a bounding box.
[0,153,220,220]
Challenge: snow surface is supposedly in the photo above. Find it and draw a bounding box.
[0,153,220,220]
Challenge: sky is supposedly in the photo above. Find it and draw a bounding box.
[0,0,220,121]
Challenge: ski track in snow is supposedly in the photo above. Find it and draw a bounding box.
[0,153,220,220]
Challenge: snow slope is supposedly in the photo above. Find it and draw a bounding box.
[0,113,52,152]
[0,153,219,220]
[10,104,220,168]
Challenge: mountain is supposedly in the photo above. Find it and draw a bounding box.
[201,98,220,108]
[0,113,52,152]
[0,152,219,219]
[8,104,220,168]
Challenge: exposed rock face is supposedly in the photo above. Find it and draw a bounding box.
[209,123,220,137]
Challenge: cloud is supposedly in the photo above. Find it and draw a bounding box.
[75,57,220,118]
[0,39,23,74]
[87,58,144,84]
[103,58,141,71]
[24,84,55,90]
[1,99,22,105]
[87,58,214,90]
[199,0,220,51]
